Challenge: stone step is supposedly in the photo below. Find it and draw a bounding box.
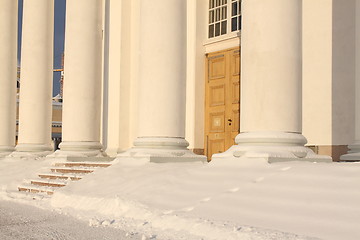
[54,162,111,168]
[19,162,112,196]
[30,179,67,188]
[18,184,55,195]
[38,173,82,181]
[50,167,94,174]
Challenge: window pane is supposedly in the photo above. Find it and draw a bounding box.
[221,21,227,35]
[232,2,237,16]
[231,17,237,31]
[215,22,220,36]
[221,6,227,20]
[209,0,214,9]
[209,10,214,23]
[216,8,220,21]
[209,24,214,38]
[216,0,220,7]
[238,16,242,30]
[238,1,241,14]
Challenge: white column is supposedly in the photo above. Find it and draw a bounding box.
[341,0,360,161]
[12,0,54,156]
[117,0,206,163]
[0,0,17,156]
[52,0,106,158]
[213,0,331,163]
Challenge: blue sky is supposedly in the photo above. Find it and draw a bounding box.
[18,0,66,96]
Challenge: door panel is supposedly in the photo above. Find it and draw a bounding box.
[209,83,226,106]
[205,47,240,160]
[209,55,226,79]
[208,136,226,158]
[209,111,225,132]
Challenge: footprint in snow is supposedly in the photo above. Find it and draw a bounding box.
[141,234,157,240]
[181,206,194,212]
[280,166,291,171]
[101,219,113,226]
[253,177,265,183]
[163,210,174,215]
[227,187,239,193]
[200,197,211,203]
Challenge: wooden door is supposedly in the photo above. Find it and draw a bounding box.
[205,47,240,160]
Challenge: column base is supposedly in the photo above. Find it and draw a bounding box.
[212,132,332,163]
[0,146,15,157]
[8,144,53,158]
[340,153,360,161]
[116,137,207,163]
[46,141,110,161]
[340,144,360,161]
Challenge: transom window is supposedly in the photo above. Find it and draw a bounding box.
[231,0,241,32]
[208,0,241,39]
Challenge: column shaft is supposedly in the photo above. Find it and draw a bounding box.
[213,0,331,163]
[15,0,54,154]
[0,0,17,155]
[341,0,360,161]
[56,0,105,157]
[241,0,301,133]
[117,0,205,163]
[137,0,186,138]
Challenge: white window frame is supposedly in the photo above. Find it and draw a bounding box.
[207,0,241,40]
[230,0,241,33]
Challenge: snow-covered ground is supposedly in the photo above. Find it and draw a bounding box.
[0,200,140,240]
[1,156,360,240]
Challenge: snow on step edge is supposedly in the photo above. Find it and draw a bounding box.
[50,167,94,174]
[18,184,55,195]
[30,179,67,188]
[54,162,111,168]
[38,173,83,181]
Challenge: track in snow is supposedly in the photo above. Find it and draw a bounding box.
[0,200,139,240]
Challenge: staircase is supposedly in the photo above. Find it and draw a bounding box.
[18,162,111,196]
